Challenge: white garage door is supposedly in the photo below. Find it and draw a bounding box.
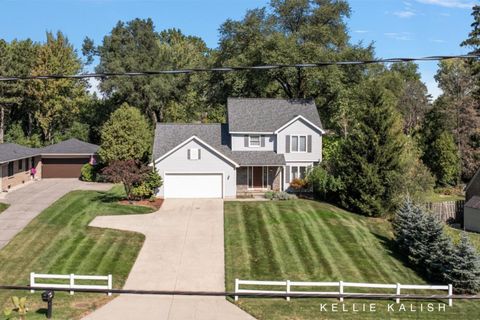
[164,173,223,198]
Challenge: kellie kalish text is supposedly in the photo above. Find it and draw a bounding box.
[319,303,447,313]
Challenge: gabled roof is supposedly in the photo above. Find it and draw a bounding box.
[465,196,480,210]
[153,123,285,166]
[40,138,99,155]
[227,98,323,133]
[0,143,39,164]
[466,168,480,193]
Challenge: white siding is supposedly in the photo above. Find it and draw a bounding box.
[231,134,275,151]
[276,119,322,162]
[155,140,237,198]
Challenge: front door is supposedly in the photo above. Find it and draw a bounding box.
[253,167,263,188]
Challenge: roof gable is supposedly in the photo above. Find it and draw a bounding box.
[227,98,323,133]
[466,168,480,193]
[274,115,325,134]
[154,135,239,167]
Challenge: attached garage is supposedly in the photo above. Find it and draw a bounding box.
[40,138,99,179]
[164,173,223,198]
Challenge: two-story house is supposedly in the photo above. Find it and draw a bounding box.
[153,98,325,198]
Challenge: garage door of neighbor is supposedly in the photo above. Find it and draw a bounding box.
[42,158,89,178]
[164,173,223,198]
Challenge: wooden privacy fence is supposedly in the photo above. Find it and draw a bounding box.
[234,279,453,306]
[424,200,465,223]
[30,272,112,296]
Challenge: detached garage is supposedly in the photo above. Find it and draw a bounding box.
[40,138,98,179]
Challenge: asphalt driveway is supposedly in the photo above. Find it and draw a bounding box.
[84,199,254,320]
[0,179,111,250]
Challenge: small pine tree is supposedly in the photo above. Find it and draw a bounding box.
[445,233,480,294]
[393,198,418,252]
[422,214,454,282]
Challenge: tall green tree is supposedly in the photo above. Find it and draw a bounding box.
[429,132,460,186]
[212,0,374,131]
[334,83,405,216]
[98,103,152,164]
[27,31,88,143]
[83,19,218,123]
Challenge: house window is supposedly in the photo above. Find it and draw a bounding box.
[291,166,309,180]
[291,135,307,152]
[31,157,35,168]
[18,159,23,171]
[249,135,261,147]
[7,162,14,177]
[25,158,29,170]
[189,148,200,160]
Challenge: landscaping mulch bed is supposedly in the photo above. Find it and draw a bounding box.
[119,198,164,210]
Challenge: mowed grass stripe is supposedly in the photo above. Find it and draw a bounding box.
[0,186,152,319]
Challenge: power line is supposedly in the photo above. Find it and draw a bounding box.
[0,54,478,82]
[1,285,479,300]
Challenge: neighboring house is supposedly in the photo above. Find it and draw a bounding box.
[153,98,325,199]
[0,138,98,192]
[465,168,480,232]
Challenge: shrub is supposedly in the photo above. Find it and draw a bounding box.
[289,178,307,190]
[131,183,152,200]
[306,165,342,201]
[275,191,297,200]
[130,170,163,200]
[264,191,275,200]
[80,163,96,182]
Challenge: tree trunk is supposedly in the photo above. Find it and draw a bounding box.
[0,105,4,143]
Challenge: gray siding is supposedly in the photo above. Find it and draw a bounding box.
[155,140,237,198]
[465,207,480,233]
[231,134,276,151]
[276,118,322,162]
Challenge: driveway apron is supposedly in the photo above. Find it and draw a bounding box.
[84,199,254,320]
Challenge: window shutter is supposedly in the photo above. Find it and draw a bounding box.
[187,149,191,160]
[261,135,265,147]
[307,135,312,153]
[244,135,249,147]
[285,135,290,153]
[286,166,290,183]
[198,149,201,160]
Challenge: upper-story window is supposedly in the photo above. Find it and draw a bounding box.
[249,135,261,147]
[291,135,307,153]
[188,148,201,160]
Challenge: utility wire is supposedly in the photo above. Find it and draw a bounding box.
[0,285,479,300]
[0,54,478,82]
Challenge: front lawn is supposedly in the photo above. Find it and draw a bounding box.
[0,202,8,214]
[224,200,480,320]
[0,186,153,319]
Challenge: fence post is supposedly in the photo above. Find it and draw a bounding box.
[339,281,344,302]
[70,274,75,295]
[234,279,239,302]
[448,284,453,307]
[30,272,35,293]
[396,283,401,304]
[286,280,291,301]
[107,274,113,296]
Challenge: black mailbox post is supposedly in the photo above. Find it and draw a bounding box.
[41,290,54,319]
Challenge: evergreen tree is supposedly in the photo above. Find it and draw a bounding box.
[335,83,404,216]
[393,198,420,253]
[430,132,460,186]
[445,233,480,294]
[98,103,152,164]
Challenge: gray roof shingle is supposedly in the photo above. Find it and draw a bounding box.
[0,143,39,163]
[227,98,323,133]
[466,196,480,210]
[40,138,99,154]
[153,123,285,166]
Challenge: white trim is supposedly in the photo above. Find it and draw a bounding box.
[164,171,224,199]
[154,135,240,167]
[274,115,325,134]
[248,135,261,148]
[230,131,274,135]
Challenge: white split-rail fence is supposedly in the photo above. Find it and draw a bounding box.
[30,272,112,296]
[234,279,453,306]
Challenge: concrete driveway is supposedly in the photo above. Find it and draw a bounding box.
[0,179,111,250]
[84,199,254,320]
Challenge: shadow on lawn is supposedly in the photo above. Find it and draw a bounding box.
[94,191,124,204]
